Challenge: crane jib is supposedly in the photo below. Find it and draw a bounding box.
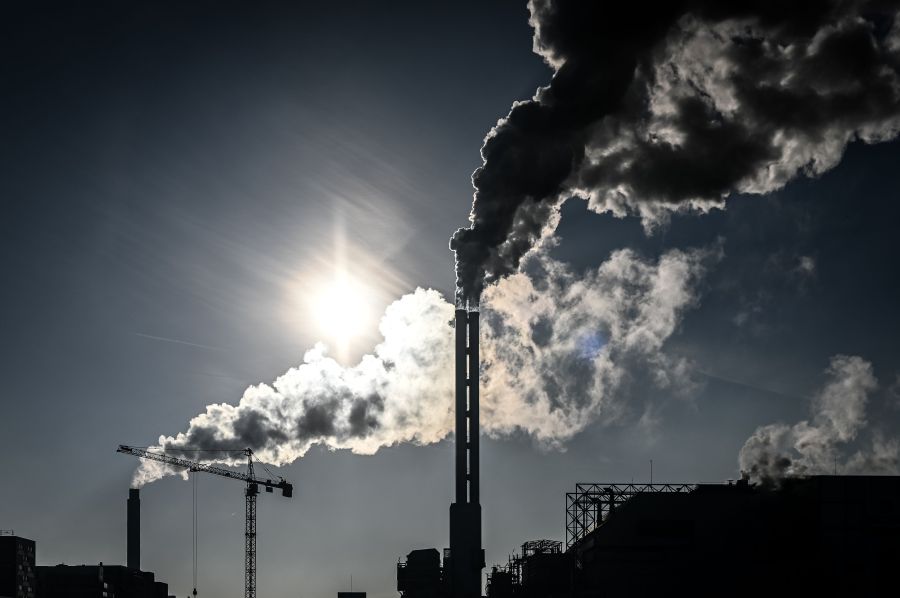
[116,445,293,497]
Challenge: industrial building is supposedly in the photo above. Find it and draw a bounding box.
[483,475,900,597]
[36,564,170,598]
[397,548,443,597]
[0,533,35,598]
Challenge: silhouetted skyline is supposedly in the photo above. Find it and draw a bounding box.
[2,2,900,597]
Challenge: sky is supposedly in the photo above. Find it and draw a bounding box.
[2,1,900,597]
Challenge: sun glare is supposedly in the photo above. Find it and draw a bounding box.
[311,275,372,346]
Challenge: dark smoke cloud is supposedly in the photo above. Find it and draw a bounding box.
[451,0,900,304]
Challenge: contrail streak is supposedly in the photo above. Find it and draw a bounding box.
[697,371,809,403]
[134,332,222,352]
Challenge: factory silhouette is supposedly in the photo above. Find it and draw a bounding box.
[4,308,900,597]
[395,310,900,597]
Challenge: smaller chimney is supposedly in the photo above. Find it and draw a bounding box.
[127,488,140,570]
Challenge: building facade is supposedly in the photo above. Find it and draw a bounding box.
[0,535,36,598]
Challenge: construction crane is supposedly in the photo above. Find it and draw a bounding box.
[117,445,293,598]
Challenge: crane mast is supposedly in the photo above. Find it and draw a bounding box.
[117,445,292,598]
[246,453,257,598]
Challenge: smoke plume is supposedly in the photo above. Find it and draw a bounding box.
[451,0,900,304]
[738,354,900,483]
[133,245,715,486]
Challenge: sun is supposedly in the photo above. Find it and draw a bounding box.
[311,274,372,346]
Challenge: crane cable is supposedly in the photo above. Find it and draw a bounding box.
[192,471,198,597]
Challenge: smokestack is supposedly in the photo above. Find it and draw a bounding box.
[468,311,479,506]
[127,488,140,570]
[449,308,483,597]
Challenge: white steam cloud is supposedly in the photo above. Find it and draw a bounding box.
[133,246,716,486]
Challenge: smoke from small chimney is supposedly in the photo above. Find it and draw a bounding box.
[738,355,894,484]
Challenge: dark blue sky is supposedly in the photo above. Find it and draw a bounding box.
[2,2,899,597]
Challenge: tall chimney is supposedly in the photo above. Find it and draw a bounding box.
[127,488,140,570]
[448,308,484,597]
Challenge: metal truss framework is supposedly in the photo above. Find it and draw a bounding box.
[521,539,562,558]
[565,483,697,549]
[491,539,564,588]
